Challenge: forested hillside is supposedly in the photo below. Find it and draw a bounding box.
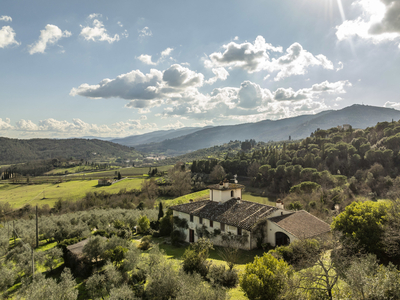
[192,119,400,206]
[134,105,400,156]
[0,138,142,165]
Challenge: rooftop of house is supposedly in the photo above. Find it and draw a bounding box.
[170,198,278,231]
[268,210,331,239]
[66,238,89,257]
[207,183,245,190]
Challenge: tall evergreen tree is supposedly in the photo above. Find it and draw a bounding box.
[158,202,164,220]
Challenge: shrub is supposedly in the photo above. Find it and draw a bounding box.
[137,215,150,234]
[207,264,239,288]
[171,229,186,246]
[138,235,152,250]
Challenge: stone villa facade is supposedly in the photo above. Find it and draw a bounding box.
[170,180,330,250]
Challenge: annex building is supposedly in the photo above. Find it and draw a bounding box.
[170,180,330,250]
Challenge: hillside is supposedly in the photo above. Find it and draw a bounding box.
[110,126,209,147]
[0,138,142,165]
[134,105,400,155]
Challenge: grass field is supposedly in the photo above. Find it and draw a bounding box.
[45,165,173,177]
[241,192,275,206]
[0,178,144,208]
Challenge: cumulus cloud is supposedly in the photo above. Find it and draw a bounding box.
[138,27,152,38]
[161,47,173,57]
[80,18,119,43]
[88,13,102,19]
[113,119,157,131]
[137,54,156,65]
[384,101,400,109]
[0,118,12,130]
[160,79,351,122]
[267,43,334,81]
[205,67,229,85]
[163,121,185,129]
[0,16,12,22]
[0,26,19,48]
[205,35,282,72]
[70,64,204,107]
[28,24,71,54]
[205,36,334,80]
[336,0,400,46]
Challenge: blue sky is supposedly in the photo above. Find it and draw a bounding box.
[1,0,400,138]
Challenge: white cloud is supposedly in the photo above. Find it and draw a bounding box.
[206,36,334,80]
[140,115,147,120]
[384,101,400,109]
[205,67,229,85]
[117,21,123,27]
[161,47,173,57]
[70,64,204,106]
[137,54,157,65]
[205,35,282,73]
[267,43,334,81]
[88,13,102,19]
[336,0,400,46]
[138,26,152,38]
[0,16,12,22]
[113,119,157,131]
[28,24,71,54]
[163,121,185,129]
[234,36,239,40]
[337,61,344,71]
[0,118,12,130]
[0,26,19,48]
[80,19,119,43]
[335,97,344,101]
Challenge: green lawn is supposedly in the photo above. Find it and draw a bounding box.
[162,190,210,208]
[242,192,276,206]
[0,178,144,208]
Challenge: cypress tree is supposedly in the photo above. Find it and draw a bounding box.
[158,202,164,220]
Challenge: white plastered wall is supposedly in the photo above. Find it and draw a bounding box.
[210,188,242,203]
[265,219,297,247]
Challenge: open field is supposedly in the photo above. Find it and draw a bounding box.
[241,192,275,206]
[44,165,173,177]
[0,178,144,208]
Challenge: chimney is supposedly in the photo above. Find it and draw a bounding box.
[223,178,229,188]
[276,199,284,210]
[219,181,223,189]
[189,199,193,203]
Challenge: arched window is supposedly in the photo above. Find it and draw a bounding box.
[275,232,290,246]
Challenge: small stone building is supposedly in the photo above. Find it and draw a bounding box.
[170,182,330,250]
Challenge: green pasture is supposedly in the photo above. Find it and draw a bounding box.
[0,178,144,208]
[162,189,210,207]
[45,165,118,175]
[241,192,275,206]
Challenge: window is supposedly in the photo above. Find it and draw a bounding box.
[199,217,203,224]
[220,223,225,232]
[237,227,242,236]
[210,220,213,227]
[190,214,193,222]
[231,190,234,197]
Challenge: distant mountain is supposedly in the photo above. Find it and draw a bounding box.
[134,105,400,156]
[0,138,142,165]
[111,127,209,147]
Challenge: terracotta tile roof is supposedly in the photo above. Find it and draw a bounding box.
[170,199,278,231]
[67,238,89,257]
[207,183,245,190]
[268,210,331,239]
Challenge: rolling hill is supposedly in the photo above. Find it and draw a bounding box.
[132,105,400,155]
[0,138,142,165]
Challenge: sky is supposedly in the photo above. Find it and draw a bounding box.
[1,0,400,139]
